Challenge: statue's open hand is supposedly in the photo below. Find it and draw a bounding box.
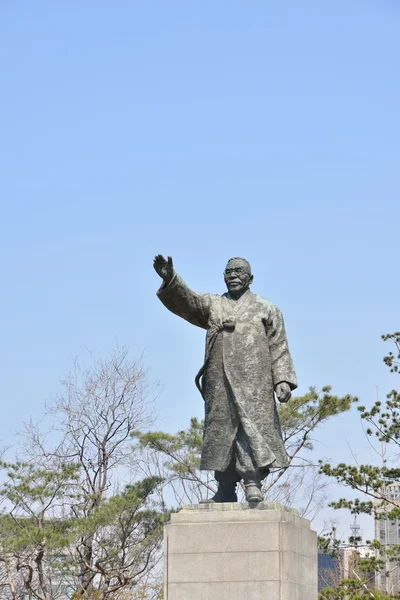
[153,255,174,283]
[275,382,292,403]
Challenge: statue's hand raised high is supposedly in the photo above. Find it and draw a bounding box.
[153,255,174,284]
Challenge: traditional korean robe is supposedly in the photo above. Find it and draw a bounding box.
[157,273,297,473]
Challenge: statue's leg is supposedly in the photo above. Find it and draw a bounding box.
[235,426,267,503]
[199,460,240,503]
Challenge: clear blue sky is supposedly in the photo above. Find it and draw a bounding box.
[0,1,399,537]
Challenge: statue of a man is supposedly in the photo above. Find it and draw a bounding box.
[153,255,297,503]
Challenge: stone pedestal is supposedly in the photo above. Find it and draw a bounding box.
[163,502,317,600]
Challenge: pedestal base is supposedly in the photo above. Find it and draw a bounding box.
[164,502,317,600]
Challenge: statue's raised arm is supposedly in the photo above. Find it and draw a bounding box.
[154,255,210,330]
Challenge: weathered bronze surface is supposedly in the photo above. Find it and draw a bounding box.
[154,255,297,502]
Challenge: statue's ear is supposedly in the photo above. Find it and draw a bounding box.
[249,274,254,284]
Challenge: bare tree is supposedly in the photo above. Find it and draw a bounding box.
[0,346,167,600]
[50,347,154,597]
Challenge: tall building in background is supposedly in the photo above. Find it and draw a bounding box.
[374,482,400,595]
[318,549,339,591]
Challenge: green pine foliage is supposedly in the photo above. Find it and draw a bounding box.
[319,333,400,599]
[319,579,396,599]
[320,333,400,518]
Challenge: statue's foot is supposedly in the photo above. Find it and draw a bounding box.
[200,482,237,503]
[244,480,263,503]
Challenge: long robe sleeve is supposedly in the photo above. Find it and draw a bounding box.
[268,308,298,391]
[156,273,211,330]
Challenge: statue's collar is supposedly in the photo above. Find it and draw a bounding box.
[226,289,251,311]
[226,288,250,301]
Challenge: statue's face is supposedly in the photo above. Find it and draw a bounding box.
[224,258,253,296]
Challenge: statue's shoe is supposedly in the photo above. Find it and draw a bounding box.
[244,482,263,503]
[200,483,237,503]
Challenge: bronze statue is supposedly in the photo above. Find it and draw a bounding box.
[154,255,297,503]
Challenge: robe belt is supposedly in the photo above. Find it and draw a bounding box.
[195,319,236,398]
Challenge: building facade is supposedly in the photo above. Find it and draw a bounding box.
[374,483,400,595]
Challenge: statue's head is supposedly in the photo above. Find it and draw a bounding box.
[224,257,253,298]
